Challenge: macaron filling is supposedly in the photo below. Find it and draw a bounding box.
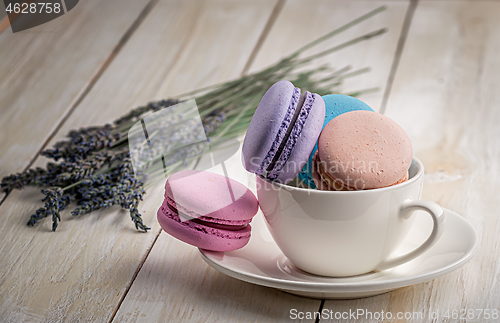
[267,92,315,180]
[166,196,250,231]
[159,202,251,239]
[256,87,301,177]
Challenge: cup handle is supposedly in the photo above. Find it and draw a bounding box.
[375,200,446,271]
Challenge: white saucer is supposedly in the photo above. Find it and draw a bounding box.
[199,208,478,299]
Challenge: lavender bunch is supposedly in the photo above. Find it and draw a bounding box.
[1,6,387,232]
[2,99,182,232]
[1,99,231,231]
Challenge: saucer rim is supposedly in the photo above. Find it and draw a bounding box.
[199,208,478,293]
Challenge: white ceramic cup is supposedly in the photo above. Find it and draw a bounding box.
[256,157,445,277]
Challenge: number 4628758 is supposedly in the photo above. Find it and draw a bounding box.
[443,309,499,320]
[5,2,62,14]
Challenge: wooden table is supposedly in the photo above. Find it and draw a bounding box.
[1,0,499,322]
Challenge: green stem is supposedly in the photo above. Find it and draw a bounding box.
[291,6,387,56]
[345,87,380,97]
[295,28,387,65]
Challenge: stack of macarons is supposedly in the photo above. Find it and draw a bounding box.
[158,80,413,252]
[242,80,413,191]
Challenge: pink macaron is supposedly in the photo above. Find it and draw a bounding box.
[157,170,258,251]
[313,110,412,190]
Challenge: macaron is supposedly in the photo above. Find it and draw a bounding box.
[242,80,325,184]
[298,94,374,188]
[312,110,412,191]
[157,170,259,251]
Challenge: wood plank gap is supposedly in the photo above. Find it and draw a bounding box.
[0,0,159,209]
[241,0,286,76]
[315,299,325,323]
[379,0,418,115]
[108,227,163,323]
[61,0,69,14]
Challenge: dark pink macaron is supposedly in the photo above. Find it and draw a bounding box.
[157,170,258,251]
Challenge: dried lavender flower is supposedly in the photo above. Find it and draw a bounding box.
[27,188,71,231]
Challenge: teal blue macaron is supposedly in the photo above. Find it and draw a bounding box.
[297,94,374,189]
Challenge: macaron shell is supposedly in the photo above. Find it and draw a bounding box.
[241,80,298,175]
[298,94,374,188]
[273,92,325,183]
[311,151,338,191]
[321,94,374,123]
[318,110,412,189]
[394,172,409,185]
[157,201,251,251]
[165,170,258,221]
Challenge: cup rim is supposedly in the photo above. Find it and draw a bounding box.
[259,156,424,194]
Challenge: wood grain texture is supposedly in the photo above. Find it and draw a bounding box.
[0,0,150,180]
[324,1,500,321]
[4,0,498,322]
[0,0,280,321]
[248,0,410,112]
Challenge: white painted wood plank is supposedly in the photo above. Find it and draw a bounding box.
[249,0,410,112]
[324,1,500,321]
[0,0,286,321]
[0,0,150,179]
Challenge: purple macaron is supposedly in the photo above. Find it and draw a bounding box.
[242,80,325,183]
[157,170,259,251]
